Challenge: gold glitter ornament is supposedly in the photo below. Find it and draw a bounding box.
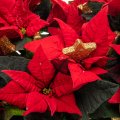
[0,36,16,55]
[62,39,96,62]
[33,32,41,40]
[78,2,93,14]
[112,118,120,120]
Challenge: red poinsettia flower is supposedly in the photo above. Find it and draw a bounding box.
[25,5,116,88]
[0,0,48,37]
[0,45,81,116]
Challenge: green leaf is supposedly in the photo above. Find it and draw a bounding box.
[34,0,51,20]
[82,1,104,21]
[75,80,119,120]
[0,56,29,87]
[14,37,32,51]
[90,102,120,119]
[4,106,24,120]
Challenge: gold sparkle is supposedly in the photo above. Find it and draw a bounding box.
[78,2,93,14]
[62,39,96,62]
[33,32,41,40]
[0,36,15,55]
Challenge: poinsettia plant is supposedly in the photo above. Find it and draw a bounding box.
[0,0,120,120]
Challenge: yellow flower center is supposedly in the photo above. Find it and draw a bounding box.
[42,88,52,95]
[21,28,26,35]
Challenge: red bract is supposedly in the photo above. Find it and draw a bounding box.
[109,89,120,103]
[0,45,81,116]
[47,0,86,35]
[0,0,48,37]
[108,0,120,16]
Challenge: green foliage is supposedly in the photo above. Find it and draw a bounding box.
[0,56,29,87]
[90,102,120,119]
[4,106,24,120]
[14,37,32,51]
[75,80,119,120]
[82,1,104,21]
[33,0,51,20]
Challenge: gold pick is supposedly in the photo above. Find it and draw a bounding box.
[33,32,41,40]
[62,39,96,62]
[0,36,16,55]
[78,2,93,14]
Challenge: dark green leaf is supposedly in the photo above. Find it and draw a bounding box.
[14,37,32,51]
[90,102,120,119]
[10,116,23,120]
[33,0,51,20]
[82,1,104,21]
[75,80,119,120]
[0,56,29,87]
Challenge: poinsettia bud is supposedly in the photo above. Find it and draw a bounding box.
[0,36,15,55]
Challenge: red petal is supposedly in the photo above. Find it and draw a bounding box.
[48,27,62,36]
[109,88,120,104]
[24,35,64,60]
[26,17,48,36]
[24,92,48,116]
[56,94,82,115]
[54,18,79,47]
[66,3,85,35]
[68,62,100,90]
[44,96,56,116]
[0,93,27,109]
[0,81,24,94]
[28,45,55,89]
[90,67,107,75]
[110,44,120,55]
[108,0,120,16]
[51,72,73,97]
[47,0,68,22]
[0,0,15,10]
[0,26,22,39]
[82,6,115,57]
[0,17,8,27]
[2,70,40,92]
[83,56,109,69]
[0,81,27,108]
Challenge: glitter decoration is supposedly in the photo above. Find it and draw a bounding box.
[62,39,96,62]
[0,36,16,55]
[78,2,93,14]
[33,32,41,40]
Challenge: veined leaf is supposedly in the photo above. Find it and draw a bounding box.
[75,80,119,120]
